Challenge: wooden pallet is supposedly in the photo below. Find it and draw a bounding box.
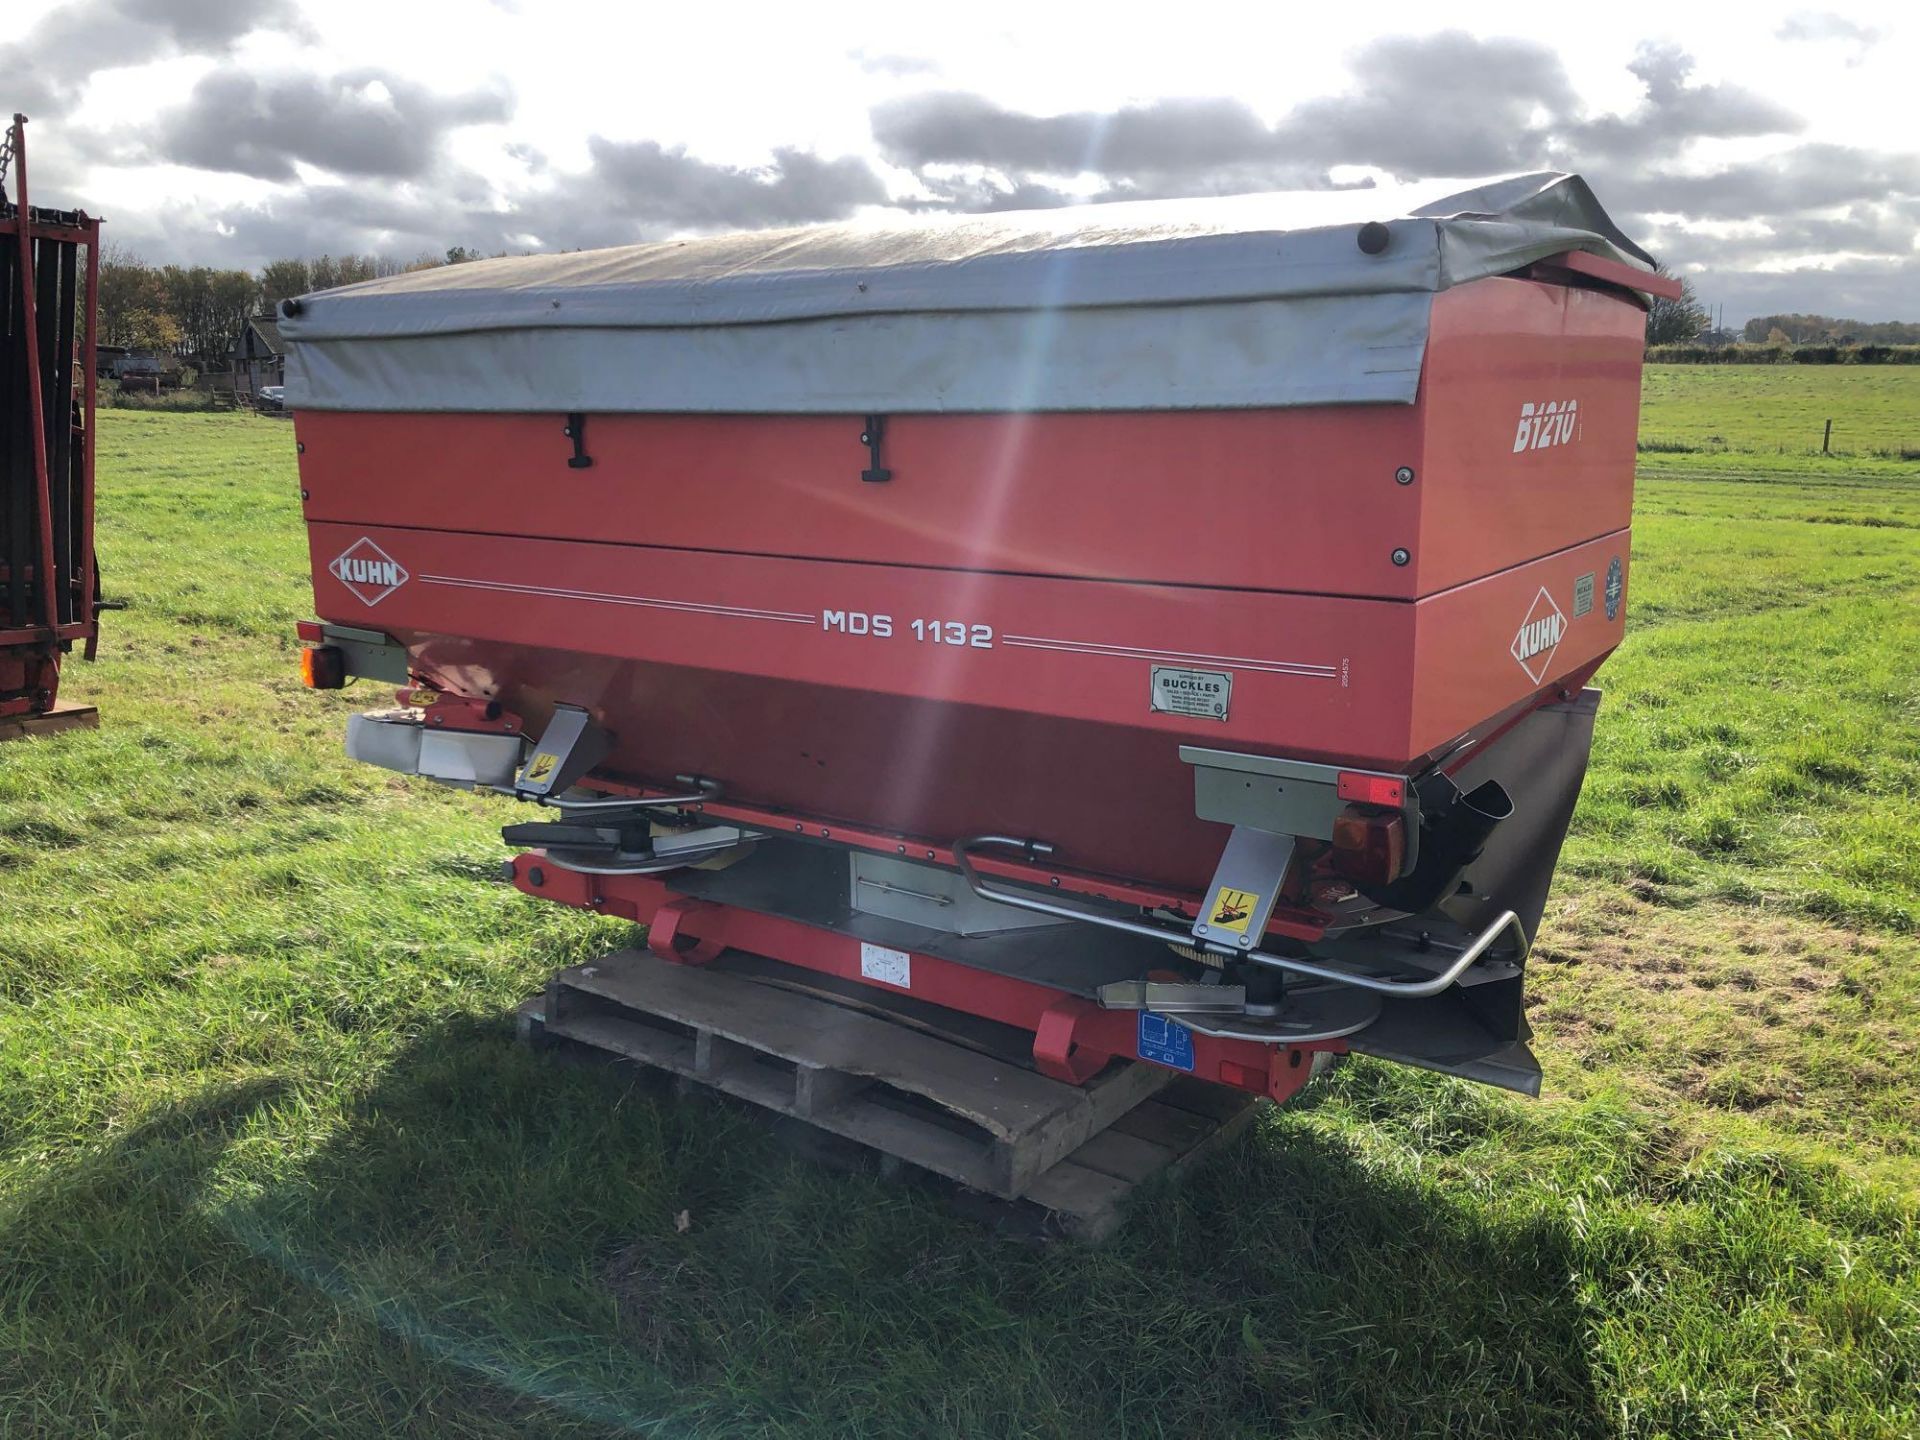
[0,702,97,743]
[521,948,1260,1236]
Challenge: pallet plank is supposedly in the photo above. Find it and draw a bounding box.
[0,702,97,742]
[1056,1127,1178,1186]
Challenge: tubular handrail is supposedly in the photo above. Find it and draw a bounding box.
[952,834,1528,1000]
[534,774,722,812]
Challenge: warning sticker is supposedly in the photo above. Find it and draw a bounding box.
[1572,571,1595,618]
[859,942,911,989]
[525,753,558,783]
[1137,1012,1196,1072]
[1150,666,1232,721]
[1208,886,1259,935]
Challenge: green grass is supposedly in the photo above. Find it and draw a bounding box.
[2,409,1918,1437]
[1639,363,1920,460]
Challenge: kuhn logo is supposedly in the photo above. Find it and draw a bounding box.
[1511,587,1566,683]
[329,538,410,606]
[1513,399,1579,453]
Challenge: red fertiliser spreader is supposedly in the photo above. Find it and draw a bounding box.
[287,174,1677,1109]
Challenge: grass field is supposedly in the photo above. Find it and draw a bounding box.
[1639,362,1920,460]
[2,385,1918,1437]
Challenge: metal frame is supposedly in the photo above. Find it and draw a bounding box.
[503,852,1337,1101]
[1,114,100,716]
[952,835,1527,999]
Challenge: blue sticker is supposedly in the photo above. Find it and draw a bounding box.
[1604,555,1624,621]
[1137,1011,1196,1072]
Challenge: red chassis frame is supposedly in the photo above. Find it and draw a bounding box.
[503,852,1338,1105]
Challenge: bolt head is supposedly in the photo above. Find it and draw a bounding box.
[1391,547,1411,567]
[1394,466,1414,485]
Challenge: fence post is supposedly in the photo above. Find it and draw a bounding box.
[1823,419,1832,453]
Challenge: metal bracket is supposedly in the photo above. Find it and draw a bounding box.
[1096,980,1247,1014]
[1192,826,1295,953]
[1033,998,1108,1084]
[563,412,594,469]
[859,414,892,482]
[515,703,611,799]
[647,897,726,965]
[320,622,408,684]
[1181,745,1419,852]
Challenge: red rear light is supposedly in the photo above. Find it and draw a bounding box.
[295,620,325,643]
[300,645,346,690]
[1337,770,1406,808]
[1330,806,1406,886]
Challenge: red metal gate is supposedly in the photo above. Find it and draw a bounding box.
[1,114,101,724]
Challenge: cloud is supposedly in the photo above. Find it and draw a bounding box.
[0,0,309,117]
[877,92,1293,175]
[849,48,939,77]
[874,32,1795,200]
[1275,32,1579,178]
[1564,43,1801,163]
[1775,10,1880,66]
[570,137,887,231]
[172,184,474,266]
[49,20,1918,325]
[1776,11,1880,44]
[152,67,512,181]
[1692,259,1920,328]
[1600,143,1920,223]
[160,133,889,266]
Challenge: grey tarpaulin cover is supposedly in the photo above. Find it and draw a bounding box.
[280,172,1656,414]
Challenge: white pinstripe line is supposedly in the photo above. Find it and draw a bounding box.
[419,573,817,624]
[1001,634,1335,678]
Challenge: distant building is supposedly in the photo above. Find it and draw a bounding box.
[228,314,285,401]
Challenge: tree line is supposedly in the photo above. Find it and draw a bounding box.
[1740,313,1920,345]
[97,245,485,359]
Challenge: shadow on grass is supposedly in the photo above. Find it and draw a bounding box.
[0,1017,1606,1438]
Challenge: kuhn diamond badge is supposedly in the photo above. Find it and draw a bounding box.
[329,537,410,606]
[1511,586,1566,683]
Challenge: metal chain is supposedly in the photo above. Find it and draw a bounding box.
[0,120,14,203]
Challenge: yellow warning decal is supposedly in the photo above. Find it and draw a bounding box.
[1208,886,1259,934]
[525,753,558,783]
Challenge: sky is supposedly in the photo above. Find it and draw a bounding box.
[7,0,1917,325]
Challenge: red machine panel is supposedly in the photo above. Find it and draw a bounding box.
[304,518,1626,892]
[293,274,1642,604]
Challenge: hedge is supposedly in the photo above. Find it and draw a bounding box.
[1646,343,1920,364]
